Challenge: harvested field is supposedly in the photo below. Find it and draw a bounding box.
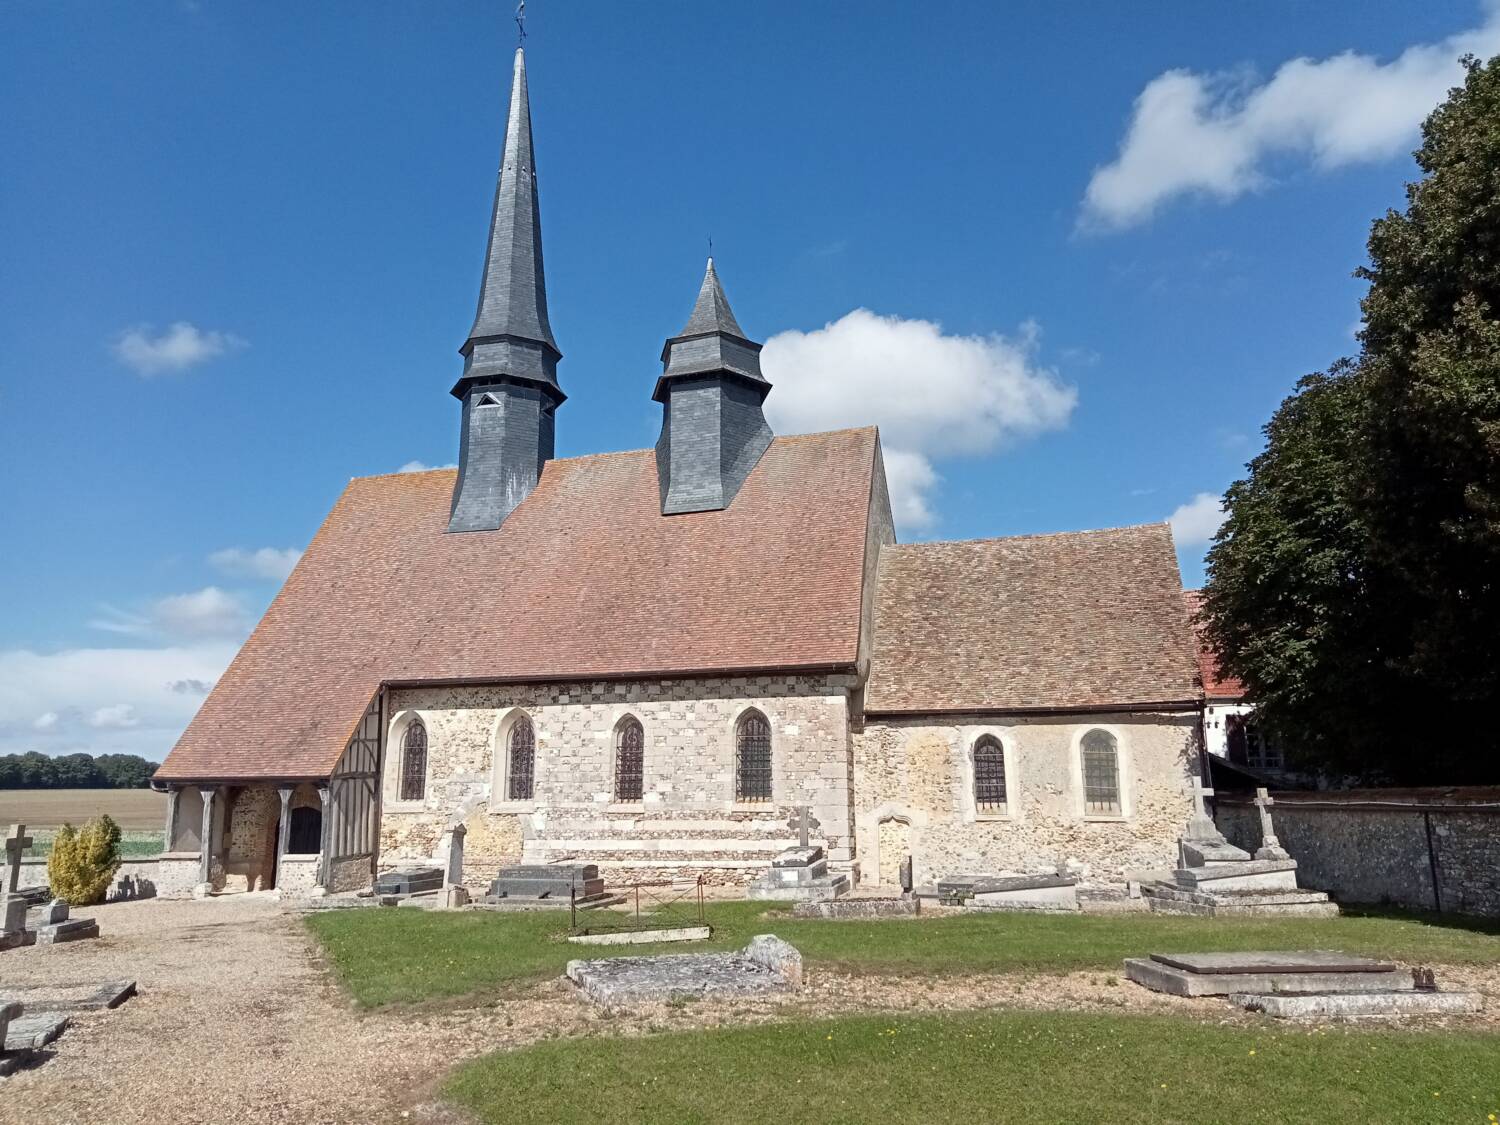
[0,788,166,830]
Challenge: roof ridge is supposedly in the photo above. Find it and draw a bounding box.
[893,522,1171,550]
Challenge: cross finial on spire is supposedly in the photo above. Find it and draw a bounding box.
[515,1,526,46]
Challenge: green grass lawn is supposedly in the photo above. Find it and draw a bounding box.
[445,1008,1500,1125]
[305,900,1500,1009]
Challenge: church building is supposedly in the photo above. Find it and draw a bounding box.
[153,48,1204,899]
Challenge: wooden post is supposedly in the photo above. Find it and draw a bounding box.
[197,786,216,886]
[316,784,332,889]
[162,788,180,853]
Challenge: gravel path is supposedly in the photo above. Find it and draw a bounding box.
[3,896,1494,1124]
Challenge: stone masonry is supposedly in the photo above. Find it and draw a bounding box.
[853,711,1198,887]
[379,673,858,888]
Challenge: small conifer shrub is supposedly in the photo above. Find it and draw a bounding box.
[46,814,123,905]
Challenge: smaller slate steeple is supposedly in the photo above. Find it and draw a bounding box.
[653,260,774,515]
[448,47,564,534]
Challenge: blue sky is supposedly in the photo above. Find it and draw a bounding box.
[3,1,1494,762]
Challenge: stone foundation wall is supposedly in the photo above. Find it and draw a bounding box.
[223,786,279,892]
[18,856,166,901]
[379,673,857,886]
[1216,793,1500,918]
[327,855,370,893]
[853,712,1198,887]
[152,855,202,898]
[277,855,319,896]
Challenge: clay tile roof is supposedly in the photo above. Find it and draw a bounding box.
[157,428,879,782]
[1182,589,1246,700]
[864,524,1202,715]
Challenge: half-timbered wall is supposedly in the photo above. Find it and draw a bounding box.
[327,694,383,878]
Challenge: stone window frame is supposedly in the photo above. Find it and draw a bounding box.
[384,710,431,812]
[489,707,539,813]
[960,727,1020,823]
[729,705,774,808]
[1067,724,1133,822]
[609,712,647,808]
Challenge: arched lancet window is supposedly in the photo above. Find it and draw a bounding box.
[972,735,1007,813]
[507,715,536,801]
[735,711,772,803]
[1081,729,1121,815]
[399,719,427,802]
[614,717,644,803]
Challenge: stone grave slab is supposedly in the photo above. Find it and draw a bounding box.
[792,897,919,919]
[4,1012,69,1052]
[1153,951,1396,974]
[1125,950,1411,997]
[488,863,606,902]
[0,981,135,1012]
[1231,990,1482,1020]
[373,867,443,896]
[566,934,801,1007]
[35,917,99,945]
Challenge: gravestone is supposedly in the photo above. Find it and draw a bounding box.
[445,824,466,887]
[1,825,35,949]
[1252,788,1291,861]
[40,899,69,926]
[937,871,1079,912]
[373,867,444,896]
[487,862,608,903]
[566,934,802,1007]
[747,806,849,902]
[1140,782,1335,917]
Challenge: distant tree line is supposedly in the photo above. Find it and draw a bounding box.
[0,752,158,790]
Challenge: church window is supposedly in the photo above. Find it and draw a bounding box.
[1081,729,1121,815]
[735,711,772,803]
[399,720,427,802]
[972,735,1007,813]
[614,718,644,802]
[507,715,536,801]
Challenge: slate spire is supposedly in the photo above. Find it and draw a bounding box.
[457,46,563,397]
[654,259,774,515]
[448,46,565,534]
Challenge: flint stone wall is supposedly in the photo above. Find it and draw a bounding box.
[852,711,1198,887]
[1216,791,1500,918]
[379,673,857,888]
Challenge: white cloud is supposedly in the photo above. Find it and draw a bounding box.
[151,587,248,639]
[113,321,247,376]
[397,460,456,473]
[89,704,140,730]
[92,586,250,641]
[0,641,237,761]
[209,546,302,582]
[1082,9,1500,229]
[762,309,1076,532]
[1169,492,1227,546]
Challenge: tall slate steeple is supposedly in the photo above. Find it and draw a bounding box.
[448,47,564,534]
[653,259,774,515]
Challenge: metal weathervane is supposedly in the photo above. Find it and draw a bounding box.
[515,1,526,45]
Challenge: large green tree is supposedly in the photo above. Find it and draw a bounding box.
[1201,56,1500,783]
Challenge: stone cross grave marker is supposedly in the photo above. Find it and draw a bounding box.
[1182,777,1227,844]
[1252,787,1290,860]
[2,824,33,936]
[786,806,820,849]
[4,825,32,898]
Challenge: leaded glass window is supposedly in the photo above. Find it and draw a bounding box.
[973,735,1007,812]
[615,718,644,803]
[1081,729,1121,815]
[507,716,535,801]
[735,711,772,803]
[400,720,427,802]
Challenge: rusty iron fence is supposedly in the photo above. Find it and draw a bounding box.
[569,874,708,936]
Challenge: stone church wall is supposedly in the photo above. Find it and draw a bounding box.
[379,673,858,888]
[852,711,1198,887]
